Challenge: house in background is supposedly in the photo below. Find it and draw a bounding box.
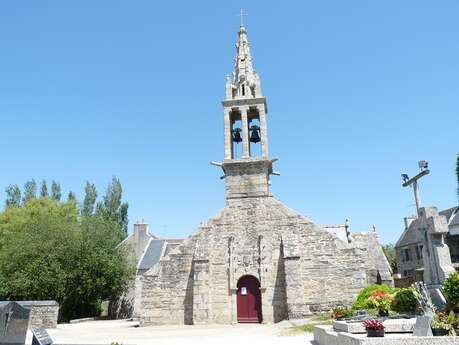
[109,221,184,319]
[395,206,459,286]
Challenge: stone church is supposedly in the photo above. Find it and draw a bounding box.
[138,24,392,325]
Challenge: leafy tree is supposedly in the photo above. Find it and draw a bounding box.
[82,182,97,216]
[381,244,397,273]
[51,181,61,201]
[23,179,37,203]
[40,180,49,198]
[96,177,128,239]
[0,198,133,321]
[67,191,76,201]
[5,185,21,208]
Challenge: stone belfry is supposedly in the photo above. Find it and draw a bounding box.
[221,24,275,199]
[139,22,393,326]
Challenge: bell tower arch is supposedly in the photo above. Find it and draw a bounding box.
[218,24,277,200]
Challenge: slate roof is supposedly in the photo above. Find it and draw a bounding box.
[137,238,184,271]
[440,207,459,227]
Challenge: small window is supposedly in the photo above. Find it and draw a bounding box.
[403,248,411,262]
[416,245,423,260]
[241,84,245,96]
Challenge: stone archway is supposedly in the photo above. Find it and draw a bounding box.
[236,275,262,323]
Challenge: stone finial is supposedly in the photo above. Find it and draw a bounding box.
[225,24,262,100]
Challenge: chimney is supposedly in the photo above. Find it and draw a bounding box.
[404,216,416,229]
[133,220,150,261]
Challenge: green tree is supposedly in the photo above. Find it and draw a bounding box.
[40,180,49,198]
[96,177,128,239]
[82,182,97,217]
[381,244,397,273]
[51,181,61,201]
[23,179,37,203]
[0,198,133,321]
[5,185,21,208]
[67,191,76,201]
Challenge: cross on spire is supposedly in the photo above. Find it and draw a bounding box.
[239,8,248,27]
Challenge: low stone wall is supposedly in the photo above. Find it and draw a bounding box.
[18,300,59,328]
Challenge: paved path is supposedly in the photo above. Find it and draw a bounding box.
[29,319,314,345]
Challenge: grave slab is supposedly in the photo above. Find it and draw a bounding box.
[333,318,416,334]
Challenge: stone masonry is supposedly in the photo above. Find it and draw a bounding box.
[18,300,59,328]
[138,24,392,325]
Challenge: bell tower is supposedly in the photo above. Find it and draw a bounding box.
[217,24,276,200]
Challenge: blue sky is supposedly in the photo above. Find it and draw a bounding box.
[1,1,458,244]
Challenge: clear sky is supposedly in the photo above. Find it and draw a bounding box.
[1,1,458,244]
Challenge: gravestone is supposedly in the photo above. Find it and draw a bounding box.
[413,315,433,336]
[0,301,31,345]
[31,327,53,345]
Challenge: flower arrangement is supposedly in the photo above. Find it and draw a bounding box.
[363,319,385,337]
[368,291,393,316]
[363,319,385,331]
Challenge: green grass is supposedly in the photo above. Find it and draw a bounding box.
[281,316,333,336]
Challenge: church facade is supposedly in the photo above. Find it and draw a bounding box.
[138,24,392,325]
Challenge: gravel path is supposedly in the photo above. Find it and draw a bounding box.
[27,319,315,345]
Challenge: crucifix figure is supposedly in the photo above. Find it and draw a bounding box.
[239,8,248,26]
[401,160,429,216]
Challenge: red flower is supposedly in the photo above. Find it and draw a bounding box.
[363,319,385,330]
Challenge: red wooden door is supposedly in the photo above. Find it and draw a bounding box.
[237,275,262,323]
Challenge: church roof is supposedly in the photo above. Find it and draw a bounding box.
[137,238,184,271]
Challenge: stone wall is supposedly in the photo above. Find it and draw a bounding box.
[108,279,135,319]
[18,301,59,328]
[139,196,392,325]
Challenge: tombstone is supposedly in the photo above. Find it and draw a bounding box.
[0,301,31,345]
[413,315,433,336]
[31,328,53,345]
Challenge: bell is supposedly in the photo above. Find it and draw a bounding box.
[249,125,260,143]
[232,128,242,143]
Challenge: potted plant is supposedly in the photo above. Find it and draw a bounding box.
[368,291,393,317]
[363,319,385,337]
[431,311,456,336]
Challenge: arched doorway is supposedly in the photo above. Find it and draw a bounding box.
[237,275,262,323]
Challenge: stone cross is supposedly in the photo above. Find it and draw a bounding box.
[402,160,429,216]
[239,9,248,26]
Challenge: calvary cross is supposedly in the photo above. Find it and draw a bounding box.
[239,8,248,26]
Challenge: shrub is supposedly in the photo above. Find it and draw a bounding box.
[352,284,393,310]
[368,291,393,313]
[331,306,355,319]
[391,288,418,314]
[443,272,459,309]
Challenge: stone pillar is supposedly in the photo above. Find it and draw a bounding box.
[224,109,232,160]
[420,208,455,286]
[241,106,250,158]
[258,105,269,158]
[282,234,306,318]
[192,259,211,324]
[418,207,456,309]
[284,257,306,318]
